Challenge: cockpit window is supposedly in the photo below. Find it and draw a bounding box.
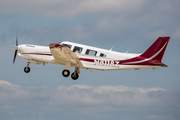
[100,53,106,57]
[85,49,97,56]
[73,46,83,53]
[62,44,72,49]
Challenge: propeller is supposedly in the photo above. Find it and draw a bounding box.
[13,49,17,64]
[12,33,18,64]
[16,34,18,46]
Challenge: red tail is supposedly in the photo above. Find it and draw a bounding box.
[140,37,170,62]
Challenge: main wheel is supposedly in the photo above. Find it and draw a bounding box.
[24,67,30,73]
[71,72,79,80]
[62,70,70,77]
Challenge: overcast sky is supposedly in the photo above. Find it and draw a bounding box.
[0,0,180,120]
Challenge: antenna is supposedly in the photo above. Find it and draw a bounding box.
[126,48,131,53]
[110,45,115,51]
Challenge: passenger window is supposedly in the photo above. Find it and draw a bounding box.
[73,46,83,53]
[100,53,106,57]
[62,44,72,49]
[85,49,97,56]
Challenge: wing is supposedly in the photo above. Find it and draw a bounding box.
[49,43,83,68]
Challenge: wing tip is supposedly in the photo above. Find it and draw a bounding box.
[49,43,65,48]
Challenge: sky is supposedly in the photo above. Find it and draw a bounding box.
[0,0,180,120]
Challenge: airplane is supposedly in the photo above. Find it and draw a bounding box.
[11,36,170,80]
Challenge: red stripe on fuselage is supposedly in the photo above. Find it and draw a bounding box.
[79,58,94,62]
[21,53,161,66]
[79,57,161,66]
[22,53,52,56]
[119,57,161,64]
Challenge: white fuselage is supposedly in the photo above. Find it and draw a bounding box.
[17,41,159,71]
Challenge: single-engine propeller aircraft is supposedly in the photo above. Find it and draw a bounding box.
[12,37,170,80]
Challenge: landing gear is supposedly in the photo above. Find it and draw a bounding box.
[24,67,30,73]
[71,67,80,80]
[62,67,80,80]
[24,62,31,73]
[62,70,70,77]
[71,72,79,80]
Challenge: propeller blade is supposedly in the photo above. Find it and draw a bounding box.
[16,33,18,46]
[13,50,17,64]
[13,32,19,64]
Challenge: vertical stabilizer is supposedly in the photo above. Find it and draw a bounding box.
[140,37,170,62]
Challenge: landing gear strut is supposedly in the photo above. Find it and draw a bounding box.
[24,62,31,73]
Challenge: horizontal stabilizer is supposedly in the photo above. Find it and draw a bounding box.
[149,62,168,67]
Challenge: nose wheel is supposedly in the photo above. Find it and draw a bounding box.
[24,67,30,73]
[24,62,31,73]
